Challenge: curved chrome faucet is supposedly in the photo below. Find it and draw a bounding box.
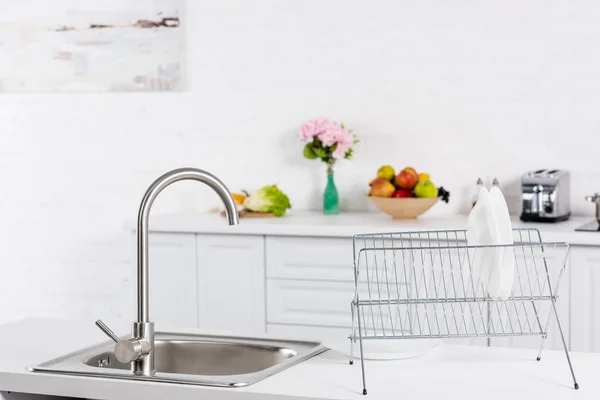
[97,168,239,375]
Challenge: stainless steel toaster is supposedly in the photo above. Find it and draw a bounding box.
[520,169,571,222]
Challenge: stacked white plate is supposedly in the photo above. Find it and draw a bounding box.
[466,187,515,300]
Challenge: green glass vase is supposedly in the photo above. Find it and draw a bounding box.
[323,170,339,215]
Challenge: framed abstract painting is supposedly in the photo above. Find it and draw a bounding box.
[0,0,184,92]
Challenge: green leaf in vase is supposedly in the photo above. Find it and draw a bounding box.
[303,143,318,159]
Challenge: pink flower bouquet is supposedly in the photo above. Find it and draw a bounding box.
[298,118,358,172]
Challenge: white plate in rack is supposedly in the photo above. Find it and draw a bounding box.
[467,187,503,299]
[489,186,515,299]
[322,338,442,360]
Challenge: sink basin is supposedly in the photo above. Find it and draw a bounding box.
[29,332,327,387]
[84,340,298,376]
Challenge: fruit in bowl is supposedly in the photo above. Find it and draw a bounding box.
[377,165,396,181]
[413,180,438,198]
[395,167,419,190]
[368,165,450,219]
[392,189,414,198]
[369,177,396,198]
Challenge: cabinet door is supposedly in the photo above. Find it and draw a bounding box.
[570,246,600,353]
[149,233,198,328]
[196,234,265,333]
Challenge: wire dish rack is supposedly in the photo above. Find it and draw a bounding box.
[349,228,577,395]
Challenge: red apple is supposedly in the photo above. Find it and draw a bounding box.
[395,168,419,190]
[392,189,414,198]
[405,167,418,176]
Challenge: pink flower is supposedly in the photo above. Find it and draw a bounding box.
[332,128,354,159]
[317,123,353,158]
[298,118,330,142]
[299,117,355,160]
[316,121,346,145]
[317,124,337,147]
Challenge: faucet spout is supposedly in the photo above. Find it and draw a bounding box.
[130,167,239,375]
[137,168,239,323]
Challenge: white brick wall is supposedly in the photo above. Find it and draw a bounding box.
[1,0,599,325]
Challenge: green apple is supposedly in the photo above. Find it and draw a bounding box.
[413,180,438,198]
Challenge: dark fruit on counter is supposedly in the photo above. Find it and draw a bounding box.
[392,189,414,198]
[438,186,451,203]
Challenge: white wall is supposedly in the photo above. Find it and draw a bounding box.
[1,0,600,325]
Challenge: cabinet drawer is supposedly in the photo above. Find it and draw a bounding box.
[266,236,354,281]
[266,236,434,282]
[267,279,354,327]
[267,279,411,334]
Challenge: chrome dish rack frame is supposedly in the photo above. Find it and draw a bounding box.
[349,228,578,395]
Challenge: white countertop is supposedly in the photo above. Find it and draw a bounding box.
[146,211,600,246]
[0,319,599,400]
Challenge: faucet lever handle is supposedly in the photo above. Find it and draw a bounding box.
[95,319,121,343]
[95,320,151,364]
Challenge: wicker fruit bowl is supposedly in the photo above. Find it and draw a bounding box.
[369,196,439,220]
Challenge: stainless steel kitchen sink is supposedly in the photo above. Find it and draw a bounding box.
[28,332,327,387]
[28,170,327,388]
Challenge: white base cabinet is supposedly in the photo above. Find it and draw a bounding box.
[149,232,599,352]
[149,233,198,328]
[570,246,600,353]
[149,233,265,333]
[196,234,265,333]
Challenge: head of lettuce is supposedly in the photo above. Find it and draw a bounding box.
[243,185,291,217]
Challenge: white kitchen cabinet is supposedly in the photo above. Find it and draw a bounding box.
[148,232,265,333]
[149,233,198,328]
[196,234,266,333]
[265,236,487,345]
[147,225,600,353]
[570,246,600,353]
[266,236,355,340]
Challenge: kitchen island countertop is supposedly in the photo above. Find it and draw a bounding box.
[1,318,599,400]
[145,210,600,246]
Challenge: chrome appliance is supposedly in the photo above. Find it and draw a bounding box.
[575,193,600,232]
[520,169,571,222]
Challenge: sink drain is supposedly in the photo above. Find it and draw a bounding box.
[97,357,110,368]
